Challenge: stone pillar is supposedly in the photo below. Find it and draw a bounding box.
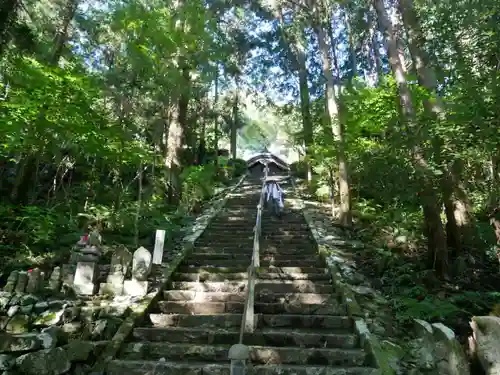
[228,344,249,375]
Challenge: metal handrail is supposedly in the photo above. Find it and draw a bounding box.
[229,166,269,375]
[237,167,268,343]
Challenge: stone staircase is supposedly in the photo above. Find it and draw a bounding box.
[106,179,379,375]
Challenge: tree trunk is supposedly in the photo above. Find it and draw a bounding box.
[213,68,219,163]
[165,66,189,204]
[373,0,448,275]
[368,12,383,83]
[315,19,352,226]
[0,0,18,56]
[295,34,313,182]
[343,9,358,80]
[399,0,472,251]
[231,87,238,160]
[51,0,79,65]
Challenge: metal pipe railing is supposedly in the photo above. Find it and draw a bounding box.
[230,164,268,375]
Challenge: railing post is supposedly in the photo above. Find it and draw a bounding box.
[244,266,255,333]
[253,207,261,268]
[228,344,250,375]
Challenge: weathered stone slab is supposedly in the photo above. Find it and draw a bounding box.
[48,266,62,292]
[111,246,133,277]
[3,271,18,293]
[61,264,75,292]
[132,247,152,281]
[15,272,28,294]
[25,268,42,294]
[153,229,166,265]
[470,316,500,375]
[99,264,125,296]
[123,279,148,297]
[73,262,98,295]
[15,347,71,375]
[5,314,30,333]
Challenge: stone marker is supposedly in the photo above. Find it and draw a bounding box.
[25,268,41,294]
[99,264,125,296]
[110,246,133,277]
[123,279,148,297]
[152,230,166,265]
[61,264,75,292]
[73,262,98,295]
[15,272,28,294]
[3,271,18,293]
[132,247,152,281]
[48,267,62,292]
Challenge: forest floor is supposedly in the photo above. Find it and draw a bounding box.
[294,181,500,346]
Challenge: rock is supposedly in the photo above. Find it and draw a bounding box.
[91,318,122,340]
[470,316,500,375]
[61,322,84,337]
[0,354,14,370]
[80,246,102,256]
[25,268,42,294]
[98,303,128,319]
[430,323,470,375]
[33,302,49,314]
[63,306,81,322]
[19,303,33,315]
[88,230,102,247]
[32,306,65,327]
[123,279,148,297]
[380,340,405,373]
[408,338,435,371]
[48,267,62,293]
[110,246,133,277]
[20,294,38,306]
[73,262,98,295]
[80,306,100,323]
[61,264,76,292]
[15,347,71,375]
[14,272,28,294]
[414,319,433,340]
[99,264,124,296]
[64,340,95,362]
[0,332,56,353]
[3,272,18,293]
[5,314,30,333]
[0,293,11,311]
[131,247,152,281]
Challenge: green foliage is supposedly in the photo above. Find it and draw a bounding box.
[228,158,247,178]
[290,160,308,179]
[180,164,228,214]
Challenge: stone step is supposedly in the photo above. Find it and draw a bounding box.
[180,259,324,268]
[261,237,315,244]
[192,245,316,253]
[208,224,310,230]
[193,247,317,255]
[132,327,358,348]
[172,272,329,282]
[147,313,352,330]
[163,291,336,304]
[176,266,324,274]
[170,280,332,294]
[107,359,379,375]
[120,342,366,366]
[186,253,316,262]
[155,300,345,315]
[193,240,255,247]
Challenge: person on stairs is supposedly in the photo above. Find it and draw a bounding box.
[265,179,284,218]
